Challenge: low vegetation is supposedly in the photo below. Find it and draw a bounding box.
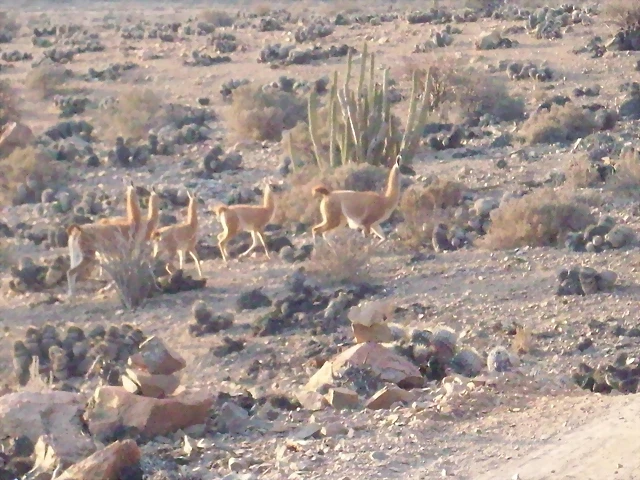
[519,104,599,145]
[479,188,595,250]
[227,85,306,142]
[103,88,167,141]
[24,66,70,100]
[0,80,20,127]
[305,235,372,285]
[200,9,234,27]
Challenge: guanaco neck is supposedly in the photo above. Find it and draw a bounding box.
[263,186,275,216]
[147,194,160,230]
[187,198,198,228]
[126,187,141,225]
[383,164,401,209]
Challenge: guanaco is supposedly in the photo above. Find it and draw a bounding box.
[311,155,403,245]
[67,182,143,297]
[212,180,277,262]
[151,189,202,277]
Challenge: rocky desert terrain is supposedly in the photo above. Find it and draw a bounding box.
[1,0,640,479]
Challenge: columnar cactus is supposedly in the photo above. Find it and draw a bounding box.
[307,43,444,169]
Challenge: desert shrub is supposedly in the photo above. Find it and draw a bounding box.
[519,104,599,145]
[227,85,306,142]
[565,154,603,189]
[103,88,168,141]
[254,4,271,16]
[413,61,525,124]
[24,66,70,99]
[0,80,20,126]
[397,178,466,249]
[200,9,235,27]
[479,188,595,250]
[608,147,640,190]
[0,11,20,36]
[95,232,156,310]
[274,163,388,227]
[0,146,64,206]
[601,0,640,28]
[305,235,371,285]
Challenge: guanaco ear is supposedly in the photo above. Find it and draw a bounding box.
[395,155,402,168]
[151,186,158,194]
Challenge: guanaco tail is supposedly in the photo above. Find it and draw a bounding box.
[151,189,202,277]
[311,155,403,246]
[213,179,277,262]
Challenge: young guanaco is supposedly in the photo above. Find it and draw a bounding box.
[311,155,403,245]
[151,189,202,277]
[212,180,277,262]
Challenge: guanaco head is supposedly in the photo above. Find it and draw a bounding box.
[311,185,331,198]
[212,204,228,217]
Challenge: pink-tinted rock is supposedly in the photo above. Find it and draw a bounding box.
[85,386,212,439]
[57,440,141,480]
[128,336,186,375]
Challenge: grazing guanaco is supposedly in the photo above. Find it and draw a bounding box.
[151,189,202,277]
[213,180,277,262]
[311,155,403,245]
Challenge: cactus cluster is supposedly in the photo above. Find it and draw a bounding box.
[300,43,445,169]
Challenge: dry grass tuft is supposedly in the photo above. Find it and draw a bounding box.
[226,85,306,142]
[609,148,640,191]
[200,9,235,27]
[397,178,466,249]
[512,325,534,355]
[305,234,372,285]
[274,163,388,227]
[103,88,166,141]
[565,154,602,189]
[479,188,595,250]
[96,232,156,310]
[0,80,20,126]
[601,0,640,28]
[0,146,64,206]
[0,11,20,36]
[409,59,525,124]
[24,66,70,99]
[519,104,599,145]
[254,4,271,16]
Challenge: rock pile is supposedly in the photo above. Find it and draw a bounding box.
[12,322,147,388]
[121,336,186,398]
[555,266,617,296]
[573,355,640,394]
[565,215,635,253]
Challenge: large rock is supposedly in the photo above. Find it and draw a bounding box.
[0,391,96,470]
[128,336,186,375]
[57,439,141,480]
[304,343,424,393]
[85,386,213,439]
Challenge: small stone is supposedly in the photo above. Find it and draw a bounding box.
[321,422,348,437]
[127,336,186,375]
[325,387,360,409]
[365,386,417,410]
[228,458,248,473]
[290,424,321,440]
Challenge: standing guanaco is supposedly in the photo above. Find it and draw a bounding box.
[212,180,277,262]
[67,182,142,297]
[311,155,403,245]
[151,189,202,277]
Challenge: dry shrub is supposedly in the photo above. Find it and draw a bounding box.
[96,232,156,310]
[610,148,640,190]
[397,178,466,249]
[601,0,640,27]
[104,88,167,141]
[274,163,388,227]
[254,4,271,16]
[0,11,20,36]
[24,66,70,99]
[227,85,306,142]
[479,188,595,250]
[519,104,598,145]
[412,60,525,124]
[200,9,235,27]
[0,80,20,126]
[305,235,371,285]
[512,325,534,355]
[565,154,602,189]
[0,146,64,206]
